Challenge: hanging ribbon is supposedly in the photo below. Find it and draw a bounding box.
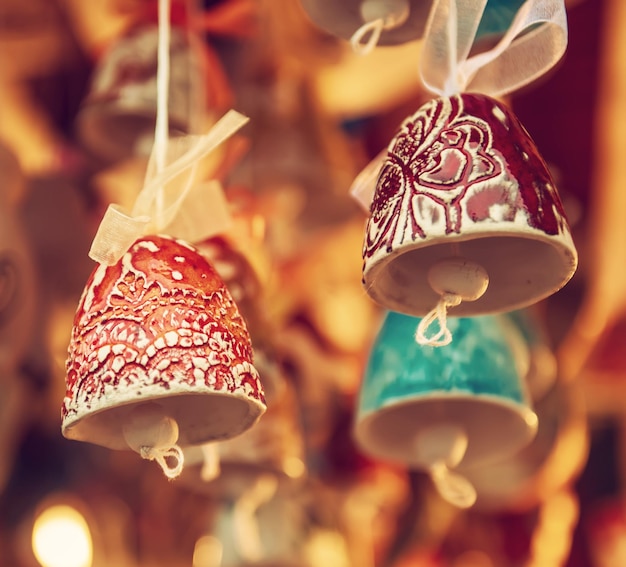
[200,442,222,482]
[348,0,411,55]
[350,0,410,56]
[349,0,568,211]
[419,0,568,97]
[89,0,248,266]
[141,0,259,111]
[89,110,247,265]
[350,148,387,213]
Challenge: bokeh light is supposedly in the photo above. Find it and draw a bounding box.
[32,505,93,567]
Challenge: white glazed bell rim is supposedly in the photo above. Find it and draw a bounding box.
[62,387,266,451]
[299,0,433,45]
[353,392,538,470]
[363,229,578,317]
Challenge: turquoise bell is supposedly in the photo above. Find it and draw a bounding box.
[354,311,538,508]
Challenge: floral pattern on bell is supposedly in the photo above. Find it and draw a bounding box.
[364,93,568,262]
[361,92,577,317]
[63,235,266,449]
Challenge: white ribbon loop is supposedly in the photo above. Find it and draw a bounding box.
[89,110,247,265]
[89,205,150,265]
[420,0,568,97]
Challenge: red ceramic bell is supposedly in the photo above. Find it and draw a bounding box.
[362,92,578,319]
[195,235,285,401]
[62,234,266,476]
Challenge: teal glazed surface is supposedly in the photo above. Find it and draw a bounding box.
[477,0,526,39]
[358,312,527,416]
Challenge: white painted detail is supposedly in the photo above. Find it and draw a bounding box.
[112,344,125,355]
[97,345,112,362]
[164,331,179,347]
[492,105,508,127]
[193,368,205,381]
[137,240,160,253]
[192,357,210,371]
[112,356,125,373]
[82,262,108,313]
[156,359,171,370]
[193,333,208,345]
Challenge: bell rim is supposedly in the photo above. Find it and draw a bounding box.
[353,391,538,469]
[62,387,267,451]
[363,229,578,316]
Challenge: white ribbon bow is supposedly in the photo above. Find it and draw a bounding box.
[89,110,247,265]
[420,0,568,97]
[350,0,568,211]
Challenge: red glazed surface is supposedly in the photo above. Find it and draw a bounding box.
[63,235,265,431]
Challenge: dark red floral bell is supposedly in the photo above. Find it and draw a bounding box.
[362,93,578,333]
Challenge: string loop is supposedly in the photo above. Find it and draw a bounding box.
[350,19,386,55]
[350,0,410,55]
[140,444,185,479]
[415,293,462,347]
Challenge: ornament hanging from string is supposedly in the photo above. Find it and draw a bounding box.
[299,0,432,55]
[354,311,537,509]
[62,0,266,478]
[352,0,577,346]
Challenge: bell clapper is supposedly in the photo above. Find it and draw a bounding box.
[415,257,489,346]
[414,423,477,509]
[122,402,184,479]
[200,442,221,482]
[350,0,410,54]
